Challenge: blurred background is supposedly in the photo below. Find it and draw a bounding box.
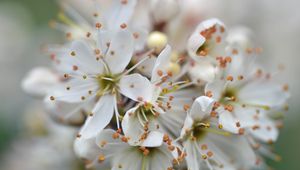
[0,0,298,169]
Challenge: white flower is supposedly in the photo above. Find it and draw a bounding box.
[186,18,227,84]
[47,29,151,139]
[205,43,290,143]
[52,0,147,51]
[75,129,177,170]
[180,96,257,170]
[22,67,60,97]
[121,45,197,146]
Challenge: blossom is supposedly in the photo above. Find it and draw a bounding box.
[121,45,198,146]
[75,129,177,170]
[180,96,256,170]
[204,34,290,144]
[46,29,150,139]
[51,0,147,51]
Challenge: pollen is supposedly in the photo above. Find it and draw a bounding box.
[98,154,105,162]
[72,65,78,71]
[50,96,55,101]
[120,23,127,29]
[95,22,102,29]
[226,75,233,81]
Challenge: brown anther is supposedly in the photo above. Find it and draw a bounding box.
[76,134,82,138]
[199,50,208,56]
[210,111,217,117]
[205,91,213,97]
[112,132,119,139]
[207,151,213,157]
[252,125,260,130]
[64,73,69,78]
[50,96,55,101]
[283,84,289,91]
[81,96,85,100]
[225,56,232,63]
[66,32,72,39]
[157,70,163,76]
[238,75,244,80]
[238,128,245,135]
[121,0,128,4]
[66,86,70,90]
[163,134,169,142]
[216,36,221,43]
[95,48,101,55]
[235,122,241,128]
[73,65,78,71]
[86,32,91,38]
[95,22,102,29]
[98,154,105,162]
[226,75,234,81]
[100,140,107,147]
[133,32,139,39]
[121,136,128,143]
[120,23,127,29]
[232,49,238,55]
[83,75,87,79]
[224,104,234,112]
[183,104,190,111]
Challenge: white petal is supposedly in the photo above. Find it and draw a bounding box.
[188,61,217,83]
[141,131,164,147]
[121,106,143,145]
[205,79,226,101]
[190,96,215,120]
[208,133,257,168]
[151,45,172,82]
[238,79,289,108]
[149,145,174,170]
[105,30,134,74]
[70,40,104,74]
[22,67,59,97]
[218,110,240,134]
[186,31,205,60]
[79,95,115,139]
[49,78,98,103]
[180,114,194,138]
[249,117,279,142]
[105,0,137,31]
[150,0,179,23]
[119,73,156,102]
[74,137,99,160]
[184,140,201,170]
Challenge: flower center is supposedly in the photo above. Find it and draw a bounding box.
[190,120,209,140]
[96,74,120,96]
[136,104,158,125]
[220,87,237,104]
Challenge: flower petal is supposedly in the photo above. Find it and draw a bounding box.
[151,45,172,82]
[188,61,217,83]
[190,96,215,120]
[238,79,289,108]
[218,110,240,134]
[119,73,156,102]
[22,67,59,97]
[79,95,115,139]
[105,30,134,74]
[74,137,99,161]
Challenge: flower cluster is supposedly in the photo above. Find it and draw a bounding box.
[22,0,289,170]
